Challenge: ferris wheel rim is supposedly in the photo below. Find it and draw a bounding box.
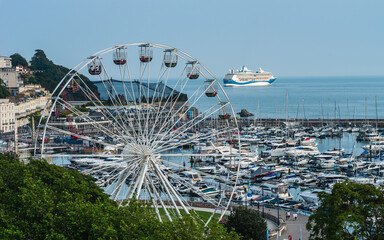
[35,42,243,224]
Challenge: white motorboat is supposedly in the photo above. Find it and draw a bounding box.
[362,141,384,152]
[249,181,292,200]
[300,189,331,204]
[286,146,320,157]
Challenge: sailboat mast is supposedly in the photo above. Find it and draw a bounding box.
[286,90,289,138]
[375,96,378,130]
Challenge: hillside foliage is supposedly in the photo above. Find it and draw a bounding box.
[0,78,11,98]
[10,53,28,67]
[0,154,240,240]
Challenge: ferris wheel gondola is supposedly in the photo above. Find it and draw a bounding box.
[88,58,102,75]
[113,47,127,65]
[205,79,218,97]
[139,43,153,62]
[163,49,178,68]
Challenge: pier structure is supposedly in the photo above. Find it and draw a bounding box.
[236,118,384,128]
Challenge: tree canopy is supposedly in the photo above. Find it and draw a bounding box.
[307,180,384,240]
[225,206,267,240]
[10,53,28,67]
[0,154,239,240]
[0,78,11,98]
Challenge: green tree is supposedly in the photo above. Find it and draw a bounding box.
[0,154,239,240]
[10,53,28,67]
[0,78,11,98]
[307,180,384,240]
[225,206,267,240]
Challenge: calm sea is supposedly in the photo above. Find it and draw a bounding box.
[215,76,384,120]
[94,76,384,119]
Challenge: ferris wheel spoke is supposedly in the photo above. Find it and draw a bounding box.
[106,161,140,188]
[103,167,132,194]
[149,77,206,143]
[160,159,234,185]
[126,159,149,200]
[143,51,154,146]
[169,173,220,206]
[85,161,127,176]
[150,80,214,144]
[143,63,172,144]
[97,60,139,137]
[133,160,149,200]
[148,61,171,107]
[134,61,149,139]
[90,156,141,176]
[145,174,168,222]
[149,76,220,141]
[146,65,189,140]
[168,101,230,138]
[151,160,190,216]
[154,127,236,154]
[75,74,141,144]
[151,102,227,151]
[55,98,132,145]
[144,180,163,222]
[44,124,123,150]
[146,174,174,222]
[115,49,136,106]
[91,164,129,187]
[110,162,141,201]
[97,62,148,145]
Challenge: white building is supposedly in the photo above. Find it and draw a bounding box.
[0,85,51,134]
[0,57,12,68]
[0,56,23,95]
[15,65,31,75]
[0,99,16,134]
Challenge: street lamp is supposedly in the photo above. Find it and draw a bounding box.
[244,185,247,208]
[262,186,265,217]
[277,195,280,225]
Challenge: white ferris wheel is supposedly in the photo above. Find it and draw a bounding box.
[35,43,242,224]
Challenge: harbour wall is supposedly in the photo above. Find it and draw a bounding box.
[236,118,384,128]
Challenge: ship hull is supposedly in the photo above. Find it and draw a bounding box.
[223,78,276,87]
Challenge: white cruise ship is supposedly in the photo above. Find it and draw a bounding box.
[223,66,276,86]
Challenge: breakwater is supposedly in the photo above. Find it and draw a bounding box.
[236,118,384,128]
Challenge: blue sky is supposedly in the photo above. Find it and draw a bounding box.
[0,0,383,77]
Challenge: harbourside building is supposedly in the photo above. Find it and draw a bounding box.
[0,99,16,134]
[0,84,51,134]
[0,56,23,95]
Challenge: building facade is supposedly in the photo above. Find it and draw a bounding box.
[0,99,16,134]
[0,85,51,134]
[0,57,23,95]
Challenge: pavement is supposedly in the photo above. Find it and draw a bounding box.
[190,205,310,239]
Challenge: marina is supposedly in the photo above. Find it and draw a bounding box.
[1,43,384,239]
[2,0,383,239]
[0,43,384,234]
